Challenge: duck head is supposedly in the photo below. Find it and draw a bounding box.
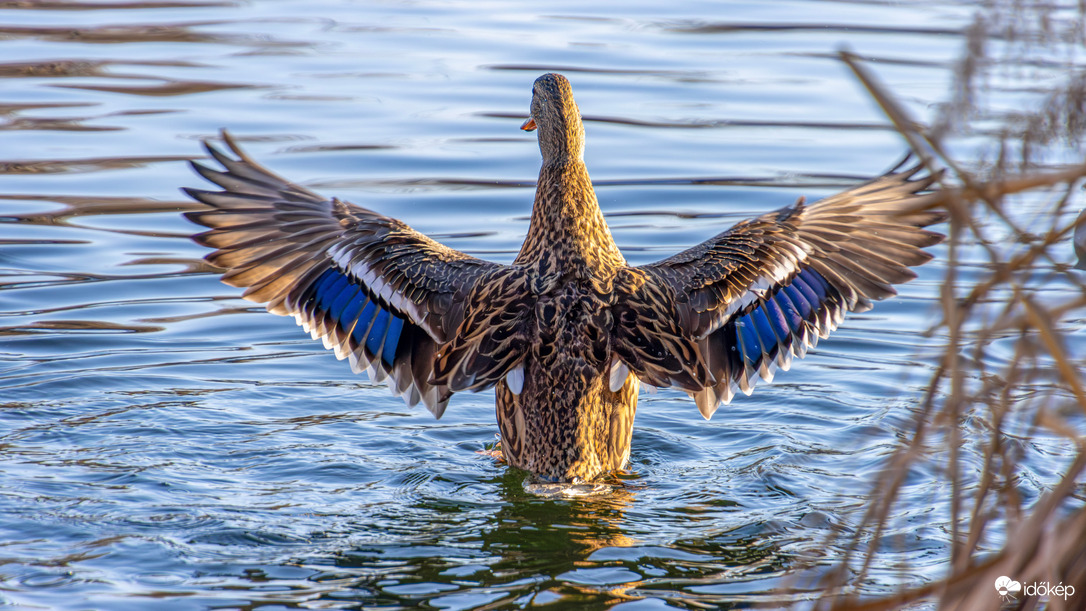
[521,73,585,162]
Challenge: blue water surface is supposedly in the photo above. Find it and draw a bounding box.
[1,1,1084,609]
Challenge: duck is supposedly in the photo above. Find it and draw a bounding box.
[184,72,945,483]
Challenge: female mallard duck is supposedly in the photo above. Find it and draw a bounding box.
[185,73,944,482]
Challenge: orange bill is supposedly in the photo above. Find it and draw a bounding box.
[520,117,537,131]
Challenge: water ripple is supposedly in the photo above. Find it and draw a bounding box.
[0,0,1080,609]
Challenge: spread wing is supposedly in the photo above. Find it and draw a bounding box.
[184,131,508,417]
[611,161,946,418]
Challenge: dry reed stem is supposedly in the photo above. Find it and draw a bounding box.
[807,21,1086,610]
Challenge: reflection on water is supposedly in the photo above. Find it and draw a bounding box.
[323,476,789,609]
[1,0,1083,609]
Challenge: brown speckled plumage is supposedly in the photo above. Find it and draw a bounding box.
[184,73,946,482]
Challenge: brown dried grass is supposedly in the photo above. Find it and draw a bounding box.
[805,3,1086,609]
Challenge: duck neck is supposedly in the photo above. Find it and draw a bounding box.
[516,158,625,272]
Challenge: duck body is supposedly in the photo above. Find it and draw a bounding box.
[486,76,635,480]
[184,73,945,482]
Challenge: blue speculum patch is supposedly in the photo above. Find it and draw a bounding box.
[731,267,835,369]
[310,267,403,366]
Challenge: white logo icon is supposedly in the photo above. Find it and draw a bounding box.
[995,576,1022,600]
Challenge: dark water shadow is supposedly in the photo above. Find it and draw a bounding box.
[0,20,305,46]
[1,1,237,9]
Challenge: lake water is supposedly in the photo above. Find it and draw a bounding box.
[2,1,1084,609]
